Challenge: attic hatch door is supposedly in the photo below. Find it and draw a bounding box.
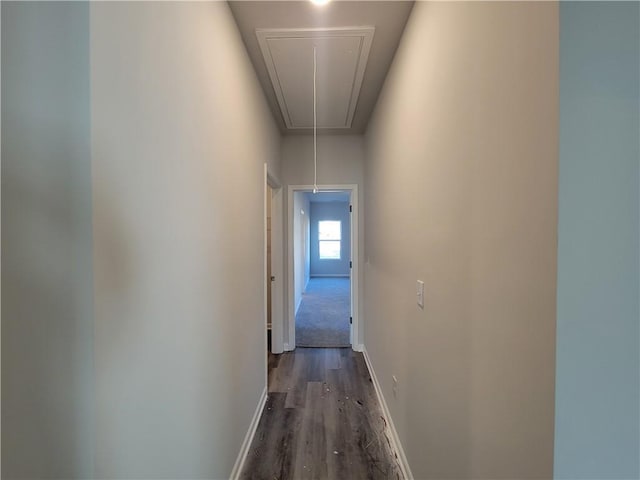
[256,27,375,130]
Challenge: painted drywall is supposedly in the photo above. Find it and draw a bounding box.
[91,3,280,478]
[1,3,94,478]
[310,202,351,276]
[554,3,640,479]
[364,2,558,478]
[293,191,311,313]
[281,135,364,347]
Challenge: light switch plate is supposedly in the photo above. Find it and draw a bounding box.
[417,280,425,308]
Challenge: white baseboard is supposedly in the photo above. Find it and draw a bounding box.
[352,343,364,352]
[362,348,413,480]
[229,386,268,480]
[310,274,350,278]
[284,342,293,352]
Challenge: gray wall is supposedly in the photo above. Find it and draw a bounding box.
[90,3,280,478]
[2,3,281,478]
[554,3,640,479]
[1,3,94,478]
[364,2,558,478]
[310,202,351,276]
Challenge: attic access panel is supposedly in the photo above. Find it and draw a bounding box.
[256,27,375,130]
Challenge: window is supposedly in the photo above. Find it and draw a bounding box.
[318,220,341,260]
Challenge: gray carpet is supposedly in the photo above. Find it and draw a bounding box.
[295,277,351,347]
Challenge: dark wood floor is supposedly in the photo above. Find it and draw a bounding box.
[241,348,403,480]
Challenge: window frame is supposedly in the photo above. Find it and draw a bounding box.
[318,220,342,260]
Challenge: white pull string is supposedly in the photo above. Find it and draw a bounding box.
[313,45,318,194]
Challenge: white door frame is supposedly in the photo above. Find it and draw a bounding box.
[286,184,360,351]
[266,167,284,355]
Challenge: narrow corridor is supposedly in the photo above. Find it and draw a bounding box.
[241,348,402,479]
[2,2,637,479]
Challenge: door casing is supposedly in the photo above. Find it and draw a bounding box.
[284,184,361,351]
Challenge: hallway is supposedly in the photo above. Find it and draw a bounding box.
[296,278,351,347]
[241,348,402,479]
[2,1,638,479]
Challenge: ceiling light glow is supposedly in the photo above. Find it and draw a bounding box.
[310,0,330,6]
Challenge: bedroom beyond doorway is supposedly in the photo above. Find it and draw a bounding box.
[289,188,357,349]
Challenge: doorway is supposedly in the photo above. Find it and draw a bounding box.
[265,168,284,355]
[286,185,360,351]
[295,191,351,347]
[266,183,273,350]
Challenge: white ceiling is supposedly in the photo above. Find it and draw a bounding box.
[229,1,414,135]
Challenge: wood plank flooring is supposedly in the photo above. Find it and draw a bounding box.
[241,348,403,480]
